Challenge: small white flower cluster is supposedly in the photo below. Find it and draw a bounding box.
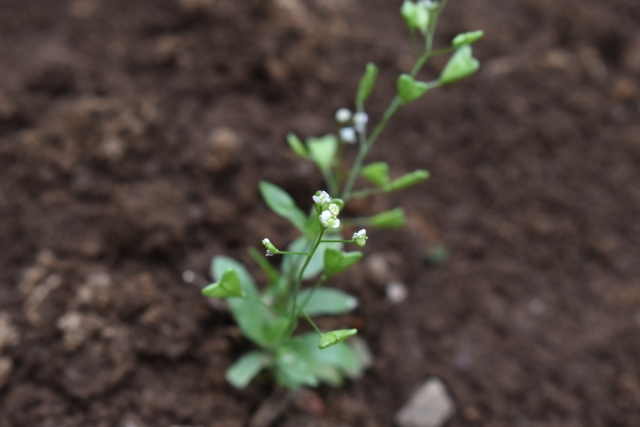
[334,108,369,144]
[312,190,331,205]
[320,203,341,229]
[314,191,341,229]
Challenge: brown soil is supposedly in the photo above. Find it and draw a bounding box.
[2,0,640,426]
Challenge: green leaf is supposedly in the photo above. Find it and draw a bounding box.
[283,236,343,281]
[397,74,430,103]
[439,45,480,85]
[360,162,390,187]
[275,347,319,389]
[318,329,358,349]
[324,248,363,279]
[400,1,429,34]
[259,181,309,235]
[202,268,246,298]
[356,63,379,106]
[290,332,365,382]
[452,30,484,48]
[212,257,280,348]
[298,288,358,316]
[289,332,365,387]
[287,133,309,159]
[307,135,338,171]
[248,246,280,285]
[367,208,406,229]
[225,351,271,389]
[383,169,430,192]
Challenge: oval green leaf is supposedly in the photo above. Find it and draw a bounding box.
[259,181,309,235]
[298,288,358,316]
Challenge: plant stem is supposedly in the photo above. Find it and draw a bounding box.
[322,168,339,196]
[320,239,354,244]
[300,310,323,335]
[289,228,325,320]
[340,2,449,202]
[297,276,326,315]
[278,251,310,256]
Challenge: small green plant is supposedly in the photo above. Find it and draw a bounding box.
[203,0,482,390]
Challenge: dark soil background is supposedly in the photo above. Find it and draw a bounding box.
[1,0,640,426]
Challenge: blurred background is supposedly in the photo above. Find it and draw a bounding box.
[1,0,640,426]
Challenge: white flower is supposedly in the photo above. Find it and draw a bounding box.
[266,250,275,257]
[313,191,331,205]
[339,127,357,144]
[353,112,369,133]
[335,108,352,123]
[328,203,340,216]
[352,229,368,247]
[320,210,341,229]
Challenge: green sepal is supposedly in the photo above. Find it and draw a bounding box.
[298,288,358,316]
[356,63,379,106]
[287,133,309,159]
[307,135,338,171]
[202,268,246,298]
[383,170,430,192]
[360,162,390,187]
[318,329,358,349]
[452,30,484,48]
[248,246,280,285]
[225,351,271,389]
[439,45,480,85]
[324,248,363,278]
[397,74,430,103]
[367,208,406,229]
[400,1,429,34]
[259,181,309,235]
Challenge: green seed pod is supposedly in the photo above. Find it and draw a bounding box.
[400,1,429,34]
[397,74,430,104]
[439,45,480,85]
[202,268,246,298]
[318,329,358,349]
[357,63,379,106]
[384,170,430,192]
[367,208,406,229]
[452,30,484,48]
[287,133,309,159]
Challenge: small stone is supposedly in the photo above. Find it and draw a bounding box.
[97,135,126,161]
[0,357,12,389]
[182,270,196,284]
[24,274,63,326]
[365,253,393,287]
[395,378,456,427]
[528,298,546,315]
[386,281,408,304]
[56,311,105,351]
[0,312,20,352]
[202,127,244,173]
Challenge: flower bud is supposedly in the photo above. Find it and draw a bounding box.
[335,108,352,123]
[352,229,368,247]
[262,238,279,254]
